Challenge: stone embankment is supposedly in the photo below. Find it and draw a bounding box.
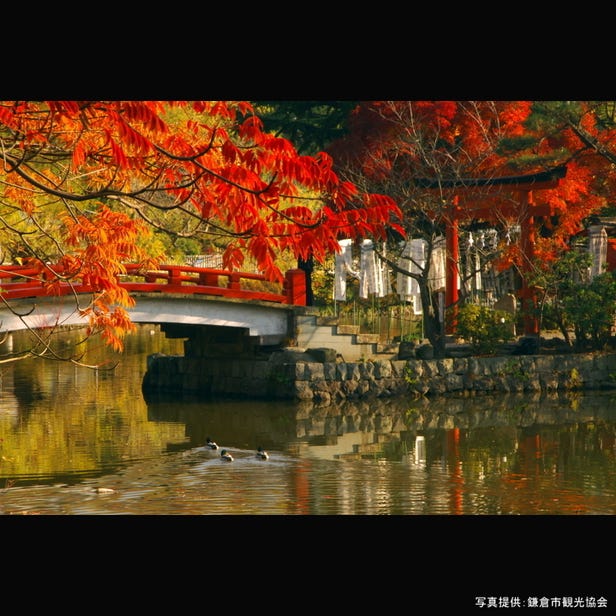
[142,346,616,404]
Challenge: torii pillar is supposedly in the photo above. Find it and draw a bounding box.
[445,197,460,333]
[518,190,539,335]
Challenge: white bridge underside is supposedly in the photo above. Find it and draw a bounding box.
[0,294,292,345]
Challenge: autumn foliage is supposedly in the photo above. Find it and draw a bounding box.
[5,100,616,357]
[0,101,402,351]
[328,101,616,274]
[322,101,616,352]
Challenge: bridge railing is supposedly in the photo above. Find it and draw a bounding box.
[120,264,307,305]
[0,262,307,306]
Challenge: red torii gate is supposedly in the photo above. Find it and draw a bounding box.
[416,165,567,336]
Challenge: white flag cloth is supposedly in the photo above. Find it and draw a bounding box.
[588,225,607,279]
[333,238,357,301]
[359,239,380,298]
[474,249,482,291]
[379,244,392,297]
[397,239,426,314]
[397,240,413,301]
[465,233,482,293]
[429,235,447,292]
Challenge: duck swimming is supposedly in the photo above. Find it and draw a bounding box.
[256,447,269,460]
[220,449,234,462]
[206,438,219,450]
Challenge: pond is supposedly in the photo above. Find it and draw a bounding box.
[1,326,615,517]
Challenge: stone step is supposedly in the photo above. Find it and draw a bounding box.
[376,342,399,354]
[295,312,400,361]
[315,315,339,326]
[336,324,360,335]
[356,333,381,344]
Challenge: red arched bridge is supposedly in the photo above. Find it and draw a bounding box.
[0,263,308,348]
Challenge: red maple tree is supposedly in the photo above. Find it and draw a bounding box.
[0,100,403,355]
[327,101,614,352]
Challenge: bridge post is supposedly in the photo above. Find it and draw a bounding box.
[227,273,241,291]
[168,266,182,286]
[199,271,219,286]
[284,269,306,305]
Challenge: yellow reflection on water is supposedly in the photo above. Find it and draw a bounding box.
[0,326,188,485]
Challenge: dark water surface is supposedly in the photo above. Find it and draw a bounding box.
[1,326,616,515]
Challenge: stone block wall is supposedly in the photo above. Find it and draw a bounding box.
[142,349,616,404]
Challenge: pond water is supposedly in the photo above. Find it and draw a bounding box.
[1,326,616,516]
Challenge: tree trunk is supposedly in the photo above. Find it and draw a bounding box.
[419,282,446,358]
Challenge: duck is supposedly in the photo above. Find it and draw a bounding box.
[206,437,219,450]
[256,447,269,460]
[220,449,234,462]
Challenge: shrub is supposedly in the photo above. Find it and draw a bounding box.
[455,304,516,355]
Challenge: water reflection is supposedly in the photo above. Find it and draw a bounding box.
[0,326,615,514]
